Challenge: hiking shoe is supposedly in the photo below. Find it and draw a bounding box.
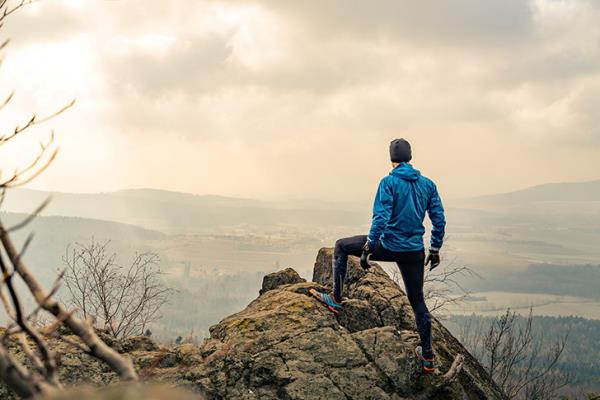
[309,289,342,314]
[415,346,436,373]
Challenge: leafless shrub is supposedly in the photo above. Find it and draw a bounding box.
[0,2,138,397]
[385,251,478,315]
[457,307,572,400]
[62,239,173,339]
[423,256,478,315]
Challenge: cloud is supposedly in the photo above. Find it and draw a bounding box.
[1,2,85,44]
[104,33,234,97]
[258,0,534,47]
[2,0,600,199]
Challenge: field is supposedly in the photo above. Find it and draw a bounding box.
[447,291,600,319]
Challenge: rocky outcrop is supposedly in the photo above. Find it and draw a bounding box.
[190,248,506,399]
[0,248,506,400]
[259,267,306,295]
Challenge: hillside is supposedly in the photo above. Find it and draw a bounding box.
[1,189,367,233]
[0,212,165,243]
[1,249,506,400]
[0,211,165,278]
[457,179,600,207]
[446,179,600,267]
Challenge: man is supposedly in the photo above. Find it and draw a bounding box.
[310,138,446,373]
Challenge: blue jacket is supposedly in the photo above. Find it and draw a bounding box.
[368,163,445,252]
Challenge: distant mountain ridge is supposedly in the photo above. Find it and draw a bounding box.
[4,178,599,235]
[0,211,164,240]
[468,179,600,203]
[1,188,368,234]
[112,188,266,208]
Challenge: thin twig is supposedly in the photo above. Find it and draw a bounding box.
[7,197,51,232]
[0,99,75,144]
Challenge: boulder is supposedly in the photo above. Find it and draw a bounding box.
[121,336,159,353]
[260,267,306,295]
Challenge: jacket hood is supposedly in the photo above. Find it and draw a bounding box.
[390,163,421,181]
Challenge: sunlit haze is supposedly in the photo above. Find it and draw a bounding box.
[2,0,599,200]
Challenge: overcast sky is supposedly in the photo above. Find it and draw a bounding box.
[1,0,599,201]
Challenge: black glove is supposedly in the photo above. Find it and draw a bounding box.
[425,249,441,271]
[360,241,372,270]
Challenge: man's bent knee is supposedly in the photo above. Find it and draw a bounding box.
[334,238,346,255]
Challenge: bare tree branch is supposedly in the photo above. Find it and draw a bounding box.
[0,0,37,28]
[0,132,58,189]
[0,221,140,383]
[0,90,13,111]
[0,99,75,145]
[6,197,51,232]
[385,254,478,316]
[0,343,50,399]
[0,249,61,387]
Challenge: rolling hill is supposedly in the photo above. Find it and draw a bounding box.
[460,179,600,205]
[1,188,368,234]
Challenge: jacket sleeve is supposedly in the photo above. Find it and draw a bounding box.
[427,183,446,250]
[368,177,394,244]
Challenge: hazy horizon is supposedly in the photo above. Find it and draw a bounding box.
[6,176,599,204]
[2,0,600,201]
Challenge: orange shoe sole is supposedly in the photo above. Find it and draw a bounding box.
[309,289,340,315]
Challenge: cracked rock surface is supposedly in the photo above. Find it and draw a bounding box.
[0,248,507,400]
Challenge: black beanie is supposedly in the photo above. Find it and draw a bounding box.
[389,138,412,163]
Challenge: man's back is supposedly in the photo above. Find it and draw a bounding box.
[368,163,445,252]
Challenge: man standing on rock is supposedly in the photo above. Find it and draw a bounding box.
[310,138,446,373]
